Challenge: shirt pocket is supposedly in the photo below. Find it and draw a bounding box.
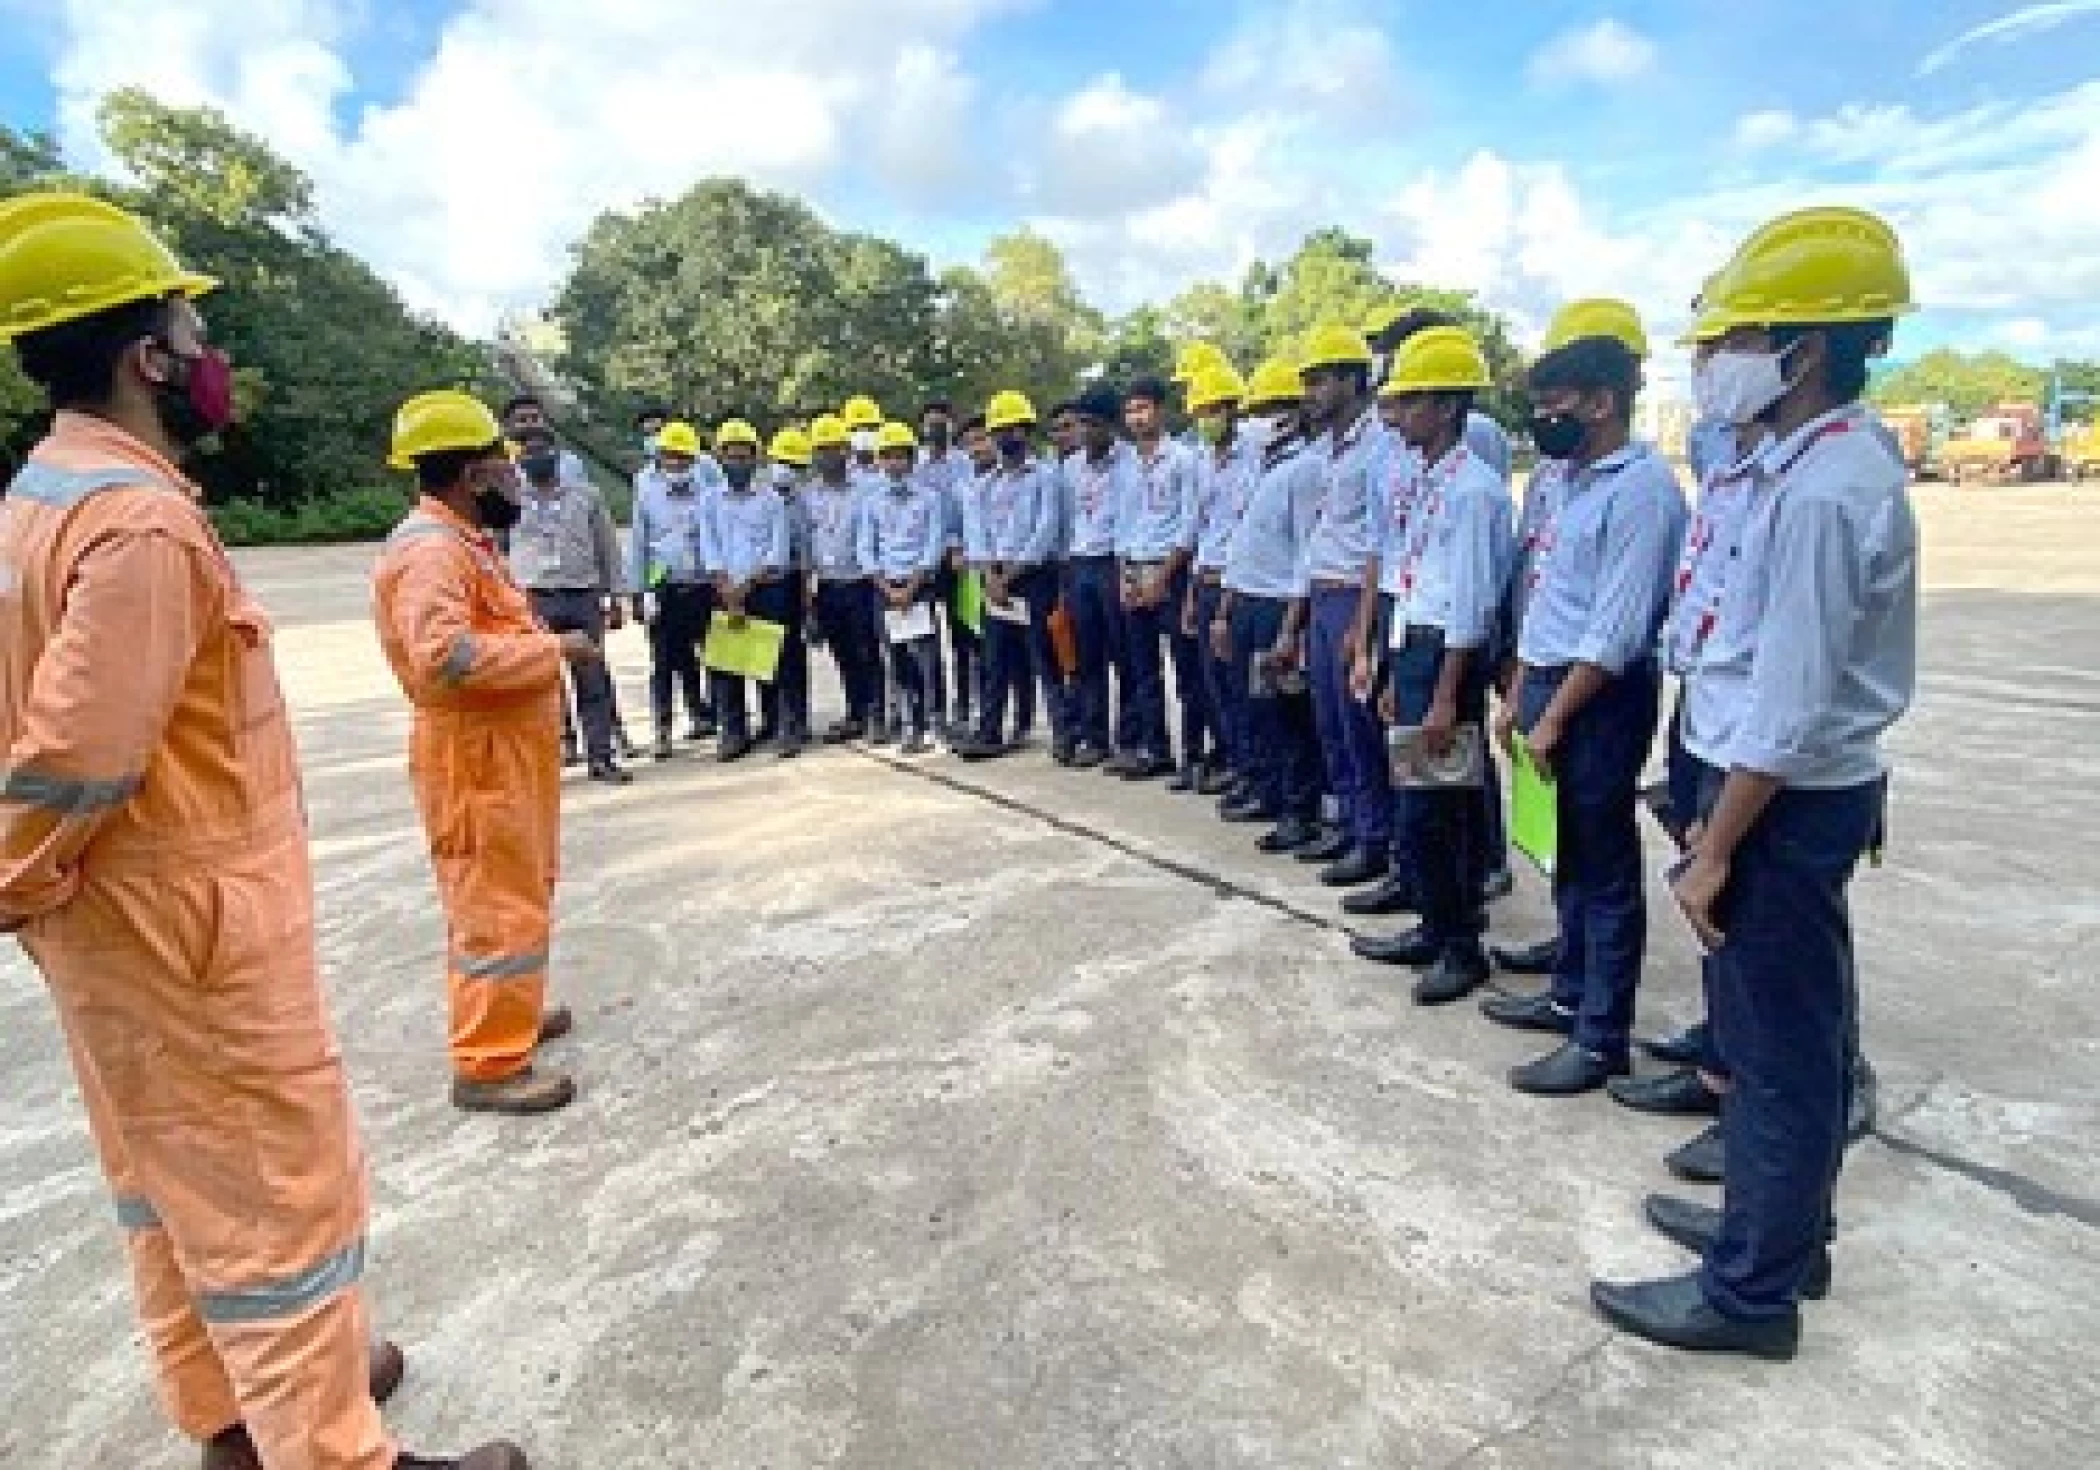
[224,597,287,758]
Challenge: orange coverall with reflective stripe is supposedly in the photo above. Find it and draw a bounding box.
[0,413,389,1469]
[371,497,564,1083]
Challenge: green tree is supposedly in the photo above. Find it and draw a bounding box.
[1098,304,1175,387]
[3,93,478,506]
[1160,280,1264,374]
[1870,347,2045,420]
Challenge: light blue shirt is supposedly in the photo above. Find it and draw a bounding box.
[1224,436,1325,600]
[1192,439,1260,571]
[1047,452,1075,559]
[1300,407,1387,587]
[700,482,790,582]
[1661,444,1766,676]
[1687,416,1738,485]
[804,477,866,579]
[1064,443,1132,558]
[1463,411,1513,481]
[1684,405,1916,787]
[916,449,972,550]
[1117,438,1200,561]
[774,476,811,572]
[627,469,709,589]
[1516,441,1686,674]
[1508,457,1569,637]
[857,476,946,581]
[966,460,1060,566]
[1379,442,1515,650]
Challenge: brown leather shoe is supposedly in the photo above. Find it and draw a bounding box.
[396,1444,530,1469]
[535,1005,573,1044]
[201,1341,409,1467]
[450,1068,576,1115]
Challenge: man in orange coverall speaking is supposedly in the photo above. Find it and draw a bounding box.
[373,389,597,1117]
[0,195,526,1469]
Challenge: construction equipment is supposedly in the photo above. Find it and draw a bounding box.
[1876,403,1947,479]
[2045,373,2099,482]
[1939,402,2060,484]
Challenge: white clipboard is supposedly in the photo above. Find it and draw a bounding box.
[885,602,936,643]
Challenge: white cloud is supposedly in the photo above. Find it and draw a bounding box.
[1526,18,1657,89]
[1997,318,2051,349]
[1918,1,2100,76]
[1198,2,1403,129]
[1732,109,1799,150]
[1025,73,1204,217]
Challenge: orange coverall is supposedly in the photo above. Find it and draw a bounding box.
[0,413,389,1467]
[371,496,564,1083]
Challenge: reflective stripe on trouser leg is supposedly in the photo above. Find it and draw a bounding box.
[447,940,549,1082]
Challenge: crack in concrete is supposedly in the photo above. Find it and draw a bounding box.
[861,750,2100,1235]
[1438,1330,1614,1468]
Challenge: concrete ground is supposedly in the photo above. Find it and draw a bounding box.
[3,484,2097,1468]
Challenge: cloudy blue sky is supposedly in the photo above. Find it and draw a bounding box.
[3,0,2097,363]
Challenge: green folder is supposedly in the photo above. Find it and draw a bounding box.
[955,569,984,636]
[1510,732,1558,877]
[702,615,785,683]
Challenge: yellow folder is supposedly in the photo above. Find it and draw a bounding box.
[702,615,785,683]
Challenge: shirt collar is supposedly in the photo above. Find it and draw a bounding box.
[416,494,492,547]
[49,410,198,500]
[1765,403,1861,473]
[1565,441,1642,493]
[1331,405,1376,452]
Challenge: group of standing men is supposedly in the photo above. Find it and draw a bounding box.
[0,186,1917,1470]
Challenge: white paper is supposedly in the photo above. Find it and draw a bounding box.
[986,597,1030,625]
[885,602,936,643]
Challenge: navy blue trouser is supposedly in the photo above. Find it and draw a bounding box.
[1695,767,1883,1319]
[1120,563,1176,762]
[1231,593,1320,819]
[1522,661,1660,1059]
[933,562,979,722]
[711,578,797,738]
[1165,567,1211,766]
[1309,585,1389,849]
[1390,627,1490,952]
[978,566,1059,745]
[1064,555,1128,753]
[1195,580,1241,774]
[760,579,810,737]
[877,583,940,734]
[649,580,712,732]
[815,579,881,723]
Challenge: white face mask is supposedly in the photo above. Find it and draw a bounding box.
[1696,345,1798,425]
[664,469,694,490]
[1243,413,1279,444]
[849,428,878,454]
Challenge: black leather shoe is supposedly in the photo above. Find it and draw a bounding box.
[1341,874,1416,915]
[1070,744,1109,769]
[1295,827,1353,864]
[1479,990,1575,1034]
[561,741,582,768]
[652,733,676,762]
[1509,1039,1628,1095]
[1590,1272,1799,1361]
[1103,750,1140,775]
[1642,1195,1831,1300]
[1641,1024,1707,1067]
[1197,763,1235,796]
[823,718,865,744]
[1414,946,1488,1005]
[717,734,755,763]
[1351,924,1438,967]
[587,758,634,786]
[1122,754,1176,780]
[1479,866,1515,902]
[1220,797,1278,824]
[1608,1067,1721,1117]
[1666,1123,1726,1184]
[1490,937,1560,975]
[1320,847,1388,888]
[954,735,1013,762]
[1259,818,1321,854]
[1051,738,1078,766]
[1166,762,1198,792]
[1847,1057,1878,1143]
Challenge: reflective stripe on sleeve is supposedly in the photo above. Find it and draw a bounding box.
[114,1194,162,1231]
[196,1237,366,1325]
[1,765,142,815]
[4,464,172,508]
[439,634,477,685]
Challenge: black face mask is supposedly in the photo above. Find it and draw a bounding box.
[926,422,952,450]
[519,451,560,485]
[724,462,758,491]
[997,431,1029,459]
[474,487,523,531]
[1530,412,1586,461]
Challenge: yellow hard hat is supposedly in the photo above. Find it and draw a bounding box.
[1379,326,1492,396]
[985,389,1038,431]
[1186,364,1247,413]
[387,389,503,469]
[841,394,884,430]
[1171,341,1230,385]
[1543,297,1649,358]
[1245,356,1306,409]
[1679,273,1732,346]
[808,413,850,449]
[1299,323,1375,374]
[1692,205,1915,338]
[0,192,219,343]
[1361,303,1406,338]
[875,420,918,452]
[656,420,702,457]
[714,418,761,450]
[770,427,812,467]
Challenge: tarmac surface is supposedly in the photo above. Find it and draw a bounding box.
[3,483,2097,1468]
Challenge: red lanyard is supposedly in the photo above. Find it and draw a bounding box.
[1397,446,1468,594]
